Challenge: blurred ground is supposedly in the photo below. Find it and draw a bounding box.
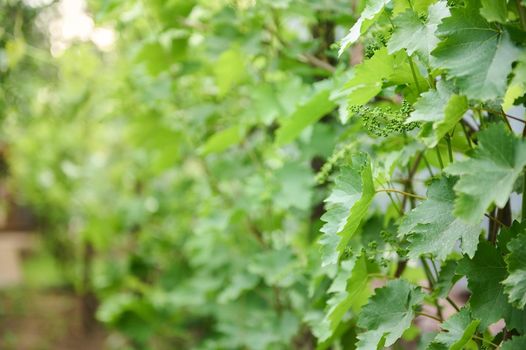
[0,232,105,350]
[0,289,105,350]
[0,232,36,287]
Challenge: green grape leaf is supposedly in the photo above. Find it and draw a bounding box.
[217,272,259,303]
[319,254,372,341]
[503,57,526,112]
[501,335,526,350]
[200,125,245,155]
[398,176,480,260]
[498,221,526,254]
[339,0,391,57]
[407,80,468,147]
[273,162,313,211]
[446,124,526,224]
[480,0,507,23]
[252,83,285,125]
[356,279,424,350]
[387,2,450,62]
[503,231,526,309]
[320,153,375,266]
[214,48,247,96]
[429,308,480,350]
[275,81,336,146]
[457,240,515,329]
[342,48,394,105]
[431,0,521,100]
[392,0,436,15]
[407,80,457,123]
[434,259,461,299]
[248,249,297,288]
[5,38,26,69]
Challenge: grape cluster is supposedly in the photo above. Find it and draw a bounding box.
[380,229,409,260]
[349,101,418,137]
[315,142,354,184]
[365,31,389,58]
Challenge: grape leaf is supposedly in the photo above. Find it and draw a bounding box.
[398,176,480,260]
[387,51,429,97]
[342,48,394,105]
[392,0,436,14]
[320,153,375,266]
[431,0,521,100]
[273,162,313,211]
[407,81,454,124]
[338,0,391,57]
[480,0,507,23]
[319,254,372,341]
[214,48,247,96]
[356,279,424,350]
[457,240,515,329]
[434,259,461,299]
[503,57,526,112]
[445,124,526,224]
[407,80,468,147]
[501,335,526,350]
[429,308,480,350]
[201,125,245,155]
[387,2,450,62]
[218,272,259,304]
[504,231,526,309]
[275,81,336,146]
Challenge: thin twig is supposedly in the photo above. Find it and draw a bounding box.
[376,189,426,200]
[407,54,422,94]
[435,147,444,170]
[471,335,500,348]
[483,108,526,124]
[461,121,473,149]
[422,154,434,177]
[298,54,336,73]
[445,134,454,163]
[446,297,460,312]
[416,312,442,322]
[386,190,404,216]
[266,24,336,73]
[420,258,436,288]
[484,213,509,228]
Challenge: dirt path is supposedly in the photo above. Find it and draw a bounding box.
[0,289,106,350]
[0,232,36,287]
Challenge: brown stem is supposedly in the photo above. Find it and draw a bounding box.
[266,18,336,73]
[485,213,510,230]
[297,54,336,73]
[416,312,442,322]
[483,108,526,124]
[272,286,283,315]
[446,297,460,312]
[488,207,498,245]
[498,201,512,227]
[487,201,512,245]
[394,260,407,278]
[81,242,97,333]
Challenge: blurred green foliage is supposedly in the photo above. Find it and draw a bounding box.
[2,0,526,349]
[1,0,359,348]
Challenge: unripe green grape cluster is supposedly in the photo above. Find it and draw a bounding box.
[365,31,389,58]
[349,101,418,137]
[315,142,354,184]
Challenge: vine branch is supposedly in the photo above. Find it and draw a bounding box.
[376,189,426,200]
